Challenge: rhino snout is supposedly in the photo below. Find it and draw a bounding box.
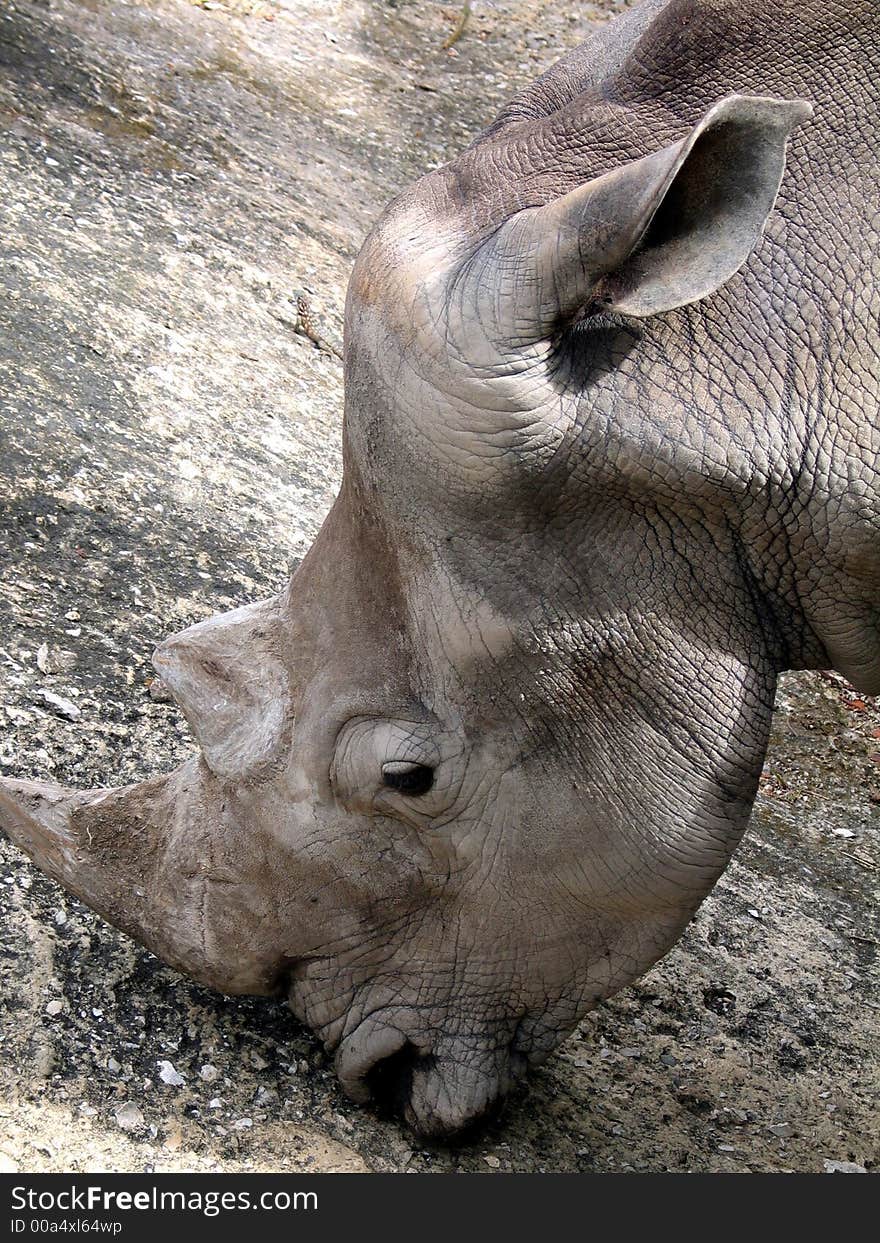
[334,1016,528,1140]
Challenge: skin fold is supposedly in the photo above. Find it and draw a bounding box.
[1,0,878,1139]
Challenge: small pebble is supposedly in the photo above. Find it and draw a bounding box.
[484,1154,500,1168]
[34,689,80,720]
[114,1102,144,1132]
[199,1064,219,1083]
[768,1122,794,1138]
[823,1160,867,1174]
[45,999,63,1017]
[158,1060,186,1087]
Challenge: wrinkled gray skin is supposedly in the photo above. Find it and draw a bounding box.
[1,0,878,1139]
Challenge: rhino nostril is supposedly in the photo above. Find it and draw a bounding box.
[364,1040,422,1117]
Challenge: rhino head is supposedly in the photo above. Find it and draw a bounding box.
[1,92,821,1138]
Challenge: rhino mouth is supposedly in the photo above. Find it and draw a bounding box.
[363,1042,430,1119]
[334,1018,414,1105]
[332,1012,529,1140]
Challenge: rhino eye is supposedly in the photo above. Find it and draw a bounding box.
[381,761,435,797]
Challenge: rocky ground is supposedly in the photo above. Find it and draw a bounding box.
[0,0,877,1174]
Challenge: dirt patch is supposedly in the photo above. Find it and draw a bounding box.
[0,0,877,1174]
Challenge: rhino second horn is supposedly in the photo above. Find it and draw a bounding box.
[153,597,290,781]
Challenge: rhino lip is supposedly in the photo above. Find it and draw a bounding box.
[332,1010,533,1140]
[334,1020,414,1104]
[336,1026,499,1142]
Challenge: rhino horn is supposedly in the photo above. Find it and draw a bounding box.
[0,761,281,993]
[0,596,295,991]
[0,778,81,887]
[0,772,172,956]
[484,93,813,338]
[152,595,291,781]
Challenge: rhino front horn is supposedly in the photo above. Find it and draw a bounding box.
[0,596,299,997]
[0,773,168,949]
[0,757,294,997]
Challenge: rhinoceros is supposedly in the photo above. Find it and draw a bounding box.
[1,0,877,1139]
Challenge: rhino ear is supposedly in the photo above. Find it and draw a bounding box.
[153,598,290,781]
[493,94,812,334]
